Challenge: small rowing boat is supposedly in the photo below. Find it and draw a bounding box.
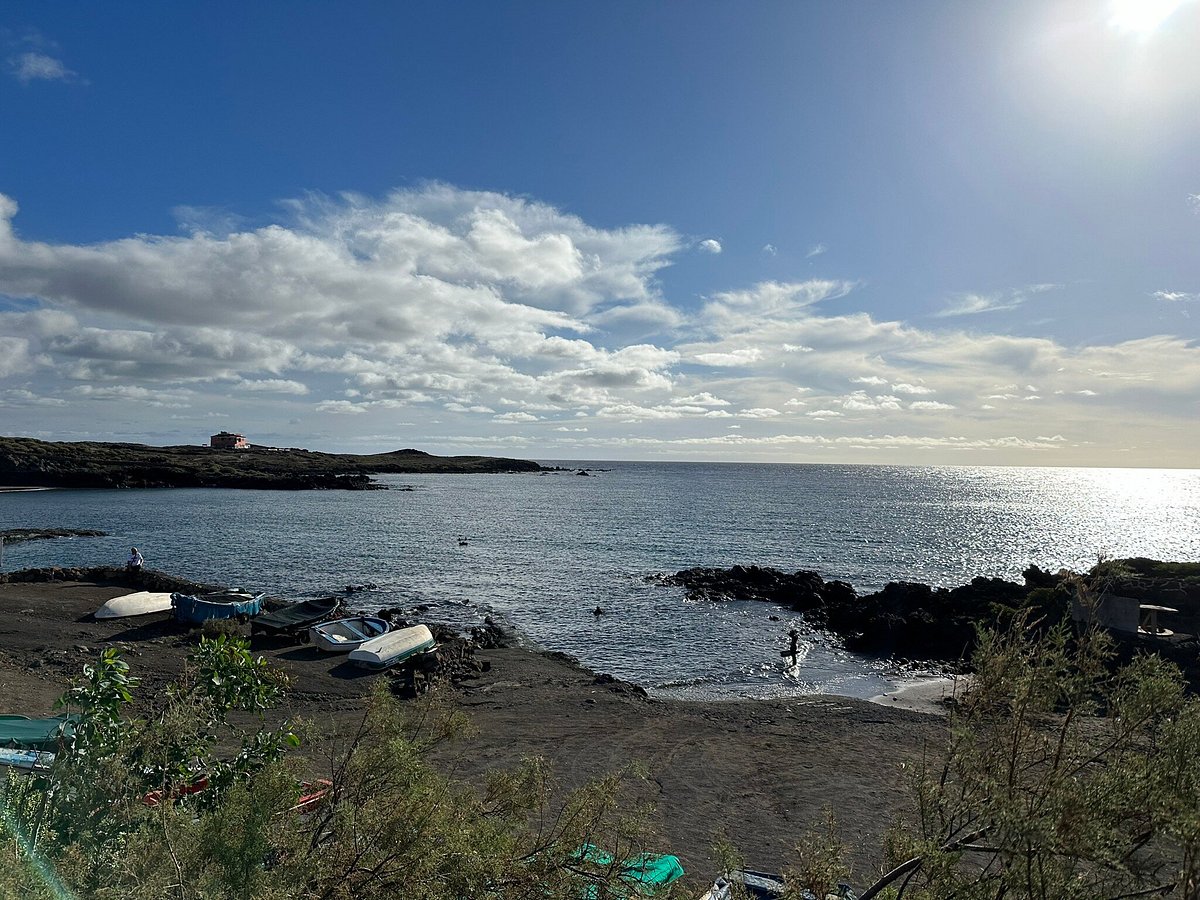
[348,624,435,670]
[309,616,390,652]
[0,748,55,772]
[253,596,342,637]
[94,591,174,619]
[171,590,264,624]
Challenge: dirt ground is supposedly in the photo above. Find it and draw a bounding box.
[0,578,946,886]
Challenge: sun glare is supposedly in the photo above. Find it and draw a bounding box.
[1109,0,1191,34]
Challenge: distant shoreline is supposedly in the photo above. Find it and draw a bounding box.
[0,435,544,490]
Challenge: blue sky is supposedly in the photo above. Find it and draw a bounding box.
[1,1,1198,465]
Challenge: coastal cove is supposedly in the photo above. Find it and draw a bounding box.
[2,461,1198,700]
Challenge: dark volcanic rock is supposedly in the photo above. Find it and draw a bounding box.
[661,565,1028,662]
[0,528,107,544]
[0,565,217,596]
[658,565,856,613]
[659,560,1200,683]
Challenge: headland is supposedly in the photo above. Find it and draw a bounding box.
[0,435,543,490]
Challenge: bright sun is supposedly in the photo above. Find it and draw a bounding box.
[1109,0,1192,34]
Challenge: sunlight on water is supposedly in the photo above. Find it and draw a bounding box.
[3,463,1198,700]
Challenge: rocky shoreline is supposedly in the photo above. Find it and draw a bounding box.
[655,558,1200,688]
[0,567,943,877]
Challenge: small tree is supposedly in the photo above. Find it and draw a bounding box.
[855,612,1200,900]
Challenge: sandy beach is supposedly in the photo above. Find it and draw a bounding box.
[0,576,946,884]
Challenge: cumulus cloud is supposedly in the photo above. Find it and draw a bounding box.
[1,185,1198,464]
[761,244,777,256]
[1154,291,1197,302]
[697,239,722,254]
[692,348,763,367]
[0,337,34,377]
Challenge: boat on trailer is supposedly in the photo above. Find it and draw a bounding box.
[348,624,435,670]
[171,590,264,624]
[309,616,390,652]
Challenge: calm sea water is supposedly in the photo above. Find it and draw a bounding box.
[3,463,1198,700]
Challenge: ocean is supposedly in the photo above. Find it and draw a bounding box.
[3,462,1199,700]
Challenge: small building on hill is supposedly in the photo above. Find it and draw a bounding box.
[210,431,249,450]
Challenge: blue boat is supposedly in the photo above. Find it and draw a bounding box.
[170,590,264,624]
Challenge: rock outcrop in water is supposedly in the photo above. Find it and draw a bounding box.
[654,560,1200,680]
[0,528,108,544]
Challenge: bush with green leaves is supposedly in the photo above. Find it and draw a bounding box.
[790,613,1200,900]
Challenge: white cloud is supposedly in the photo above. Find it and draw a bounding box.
[806,243,827,258]
[1,185,1198,465]
[761,244,777,256]
[909,400,956,410]
[1154,291,1197,302]
[935,283,1062,318]
[936,292,1024,317]
[697,239,722,254]
[9,51,79,84]
[738,407,781,418]
[315,400,367,414]
[672,392,730,407]
[234,378,309,395]
[0,337,34,377]
[692,348,764,367]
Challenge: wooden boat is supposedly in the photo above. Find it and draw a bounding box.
[348,624,435,670]
[252,596,341,636]
[94,590,174,619]
[170,590,264,624]
[309,616,390,652]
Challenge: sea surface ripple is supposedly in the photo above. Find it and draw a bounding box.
[3,462,1198,700]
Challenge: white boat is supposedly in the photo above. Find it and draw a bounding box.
[309,616,390,653]
[0,748,55,772]
[348,624,435,670]
[94,591,175,619]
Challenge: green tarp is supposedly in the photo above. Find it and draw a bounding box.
[573,843,685,898]
[0,715,75,751]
